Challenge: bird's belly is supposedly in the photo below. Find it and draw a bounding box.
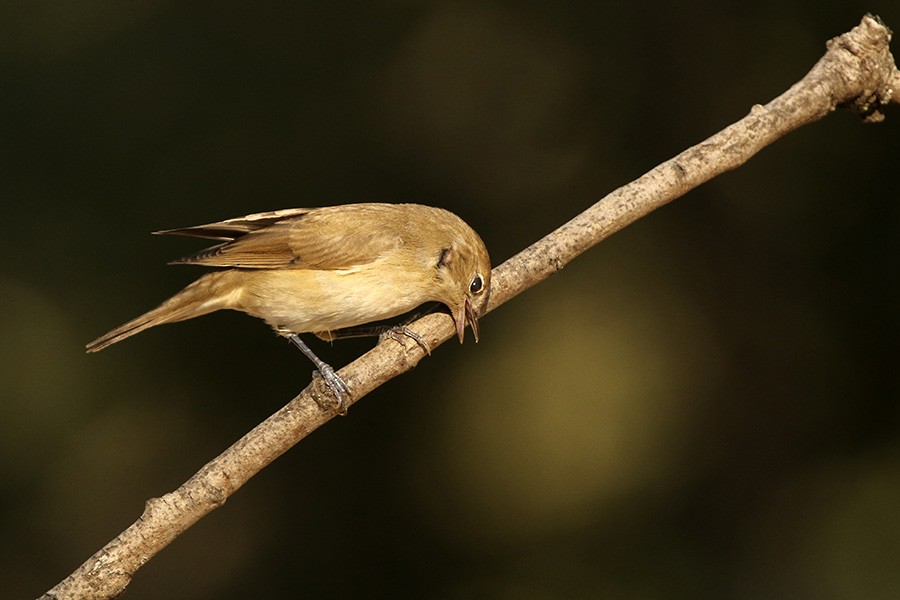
[236,268,426,335]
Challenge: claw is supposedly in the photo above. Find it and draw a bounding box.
[381,326,432,355]
[290,334,351,415]
[312,365,351,415]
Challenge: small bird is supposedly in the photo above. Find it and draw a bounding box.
[86,203,492,411]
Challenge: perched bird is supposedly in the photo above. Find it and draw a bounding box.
[86,203,492,411]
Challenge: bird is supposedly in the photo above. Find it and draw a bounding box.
[86,203,492,412]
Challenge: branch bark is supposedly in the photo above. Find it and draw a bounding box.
[42,15,898,600]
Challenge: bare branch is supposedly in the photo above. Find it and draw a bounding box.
[42,15,897,600]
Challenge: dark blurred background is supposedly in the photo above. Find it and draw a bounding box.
[3,2,899,598]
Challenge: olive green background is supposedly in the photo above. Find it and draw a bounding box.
[3,2,899,598]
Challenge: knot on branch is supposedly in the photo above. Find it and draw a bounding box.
[827,15,898,122]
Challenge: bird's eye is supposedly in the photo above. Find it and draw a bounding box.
[470,274,484,294]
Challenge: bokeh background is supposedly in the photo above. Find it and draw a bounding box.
[3,2,899,598]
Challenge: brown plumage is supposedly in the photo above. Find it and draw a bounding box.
[86,203,492,410]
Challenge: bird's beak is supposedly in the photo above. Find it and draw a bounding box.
[454,298,480,343]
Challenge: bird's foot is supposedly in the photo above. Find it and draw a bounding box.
[312,365,351,415]
[381,326,431,356]
[289,334,351,415]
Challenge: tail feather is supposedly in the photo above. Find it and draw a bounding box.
[86,272,237,352]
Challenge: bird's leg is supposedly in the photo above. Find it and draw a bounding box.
[289,334,350,415]
[324,323,432,355]
[383,303,441,355]
[323,303,440,355]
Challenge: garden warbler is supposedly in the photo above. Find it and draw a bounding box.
[86,203,492,411]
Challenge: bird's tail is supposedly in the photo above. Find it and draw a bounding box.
[86,271,239,352]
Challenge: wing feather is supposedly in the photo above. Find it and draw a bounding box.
[154,208,314,241]
[163,204,409,270]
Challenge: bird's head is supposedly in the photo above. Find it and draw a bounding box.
[432,227,491,343]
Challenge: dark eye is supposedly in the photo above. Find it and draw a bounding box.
[470,274,484,294]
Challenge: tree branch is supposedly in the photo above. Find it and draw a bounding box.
[42,15,897,600]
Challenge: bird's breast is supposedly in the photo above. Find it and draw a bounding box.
[233,263,432,335]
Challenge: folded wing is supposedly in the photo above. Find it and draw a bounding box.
[154,204,406,270]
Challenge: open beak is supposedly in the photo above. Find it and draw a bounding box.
[454,298,480,343]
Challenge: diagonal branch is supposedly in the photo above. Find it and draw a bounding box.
[42,15,897,600]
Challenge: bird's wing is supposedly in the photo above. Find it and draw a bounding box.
[162,204,406,270]
[154,208,314,241]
